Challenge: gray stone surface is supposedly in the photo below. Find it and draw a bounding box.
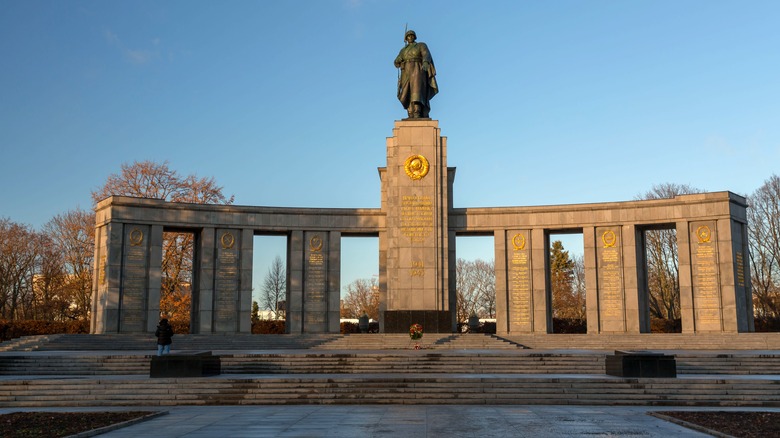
[2,405,757,437]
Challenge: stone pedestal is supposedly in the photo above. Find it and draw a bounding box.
[150,351,221,378]
[380,120,454,333]
[605,351,676,378]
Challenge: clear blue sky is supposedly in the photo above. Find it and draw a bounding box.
[2,1,779,298]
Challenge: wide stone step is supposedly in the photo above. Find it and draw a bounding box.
[1,376,779,407]
[505,333,780,350]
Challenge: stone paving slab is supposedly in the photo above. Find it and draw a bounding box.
[6,405,779,437]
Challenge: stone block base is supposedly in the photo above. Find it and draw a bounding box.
[384,310,452,333]
[605,350,676,378]
[150,351,221,378]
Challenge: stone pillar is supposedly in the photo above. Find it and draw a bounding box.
[287,231,304,333]
[302,231,328,332]
[504,229,534,333]
[239,228,254,333]
[119,224,153,333]
[595,226,626,333]
[194,227,215,334]
[91,222,123,333]
[382,119,453,333]
[327,231,341,333]
[677,221,695,333]
[689,221,723,332]
[531,229,549,333]
[494,230,509,334]
[145,225,163,332]
[622,225,643,333]
[582,227,599,334]
[212,229,241,333]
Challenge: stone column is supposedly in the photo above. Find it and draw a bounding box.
[194,227,215,334]
[622,225,643,333]
[145,225,163,332]
[119,224,152,333]
[91,221,123,333]
[239,228,254,333]
[493,230,509,334]
[531,229,549,333]
[504,229,534,333]
[583,227,599,334]
[327,231,341,333]
[212,229,241,333]
[382,119,453,333]
[677,221,695,333]
[595,226,626,333]
[287,231,304,333]
[689,220,723,332]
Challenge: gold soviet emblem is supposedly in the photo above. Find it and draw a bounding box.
[221,232,235,249]
[129,228,144,246]
[309,235,323,252]
[696,225,712,243]
[404,154,430,180]
[602,230,617,248]
[512,233,526,251]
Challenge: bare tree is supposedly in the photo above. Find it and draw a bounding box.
[42,209,95,320]
[747,174,780,318]
[455,258,495,322]
[636,183,701,326]
[340,277,379,320]
[93,160,234,326]
[0,219,41,319]
[91,160,234,205]
[261,256,286,320]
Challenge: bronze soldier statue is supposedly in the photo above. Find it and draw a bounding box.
[394,30,438,119]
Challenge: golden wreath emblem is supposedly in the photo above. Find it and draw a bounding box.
[404,154,430,180]
[512,233,526,251]
[221,232,235,249]
[696,225,712,243]
[129,228,144,246]
[309,235,323,252]
[602,230,617,248]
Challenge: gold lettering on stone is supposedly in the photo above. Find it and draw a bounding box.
[597,228,623,320]
[735,251,745,287]
[508,232,531,329]
[400,195,434,243]
[692,223,721,327]
[410,260,425,277]
[99,255,107,285]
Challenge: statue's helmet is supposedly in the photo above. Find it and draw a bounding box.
[405,30,417,40]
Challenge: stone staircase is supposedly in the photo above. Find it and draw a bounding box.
[504,333,780,350]
[316,333,526,350]
[3,350,779,377]
[1,375,779,407]
[0,334,340,352]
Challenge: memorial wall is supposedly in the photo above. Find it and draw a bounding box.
[91,122,753,336]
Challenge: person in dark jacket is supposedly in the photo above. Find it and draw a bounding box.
[155,318,174,356]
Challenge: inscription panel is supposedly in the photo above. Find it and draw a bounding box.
[120,225,149,332]
[596,227,625,331]
[690,222,722,331]
[400,195,433,243]
[214,229,240,332]
[507,231,532,332]
[304,232,329,331]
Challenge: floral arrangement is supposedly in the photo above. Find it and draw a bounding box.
[409,323,423,340]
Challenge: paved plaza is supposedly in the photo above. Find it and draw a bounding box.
[5,404,776,437]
